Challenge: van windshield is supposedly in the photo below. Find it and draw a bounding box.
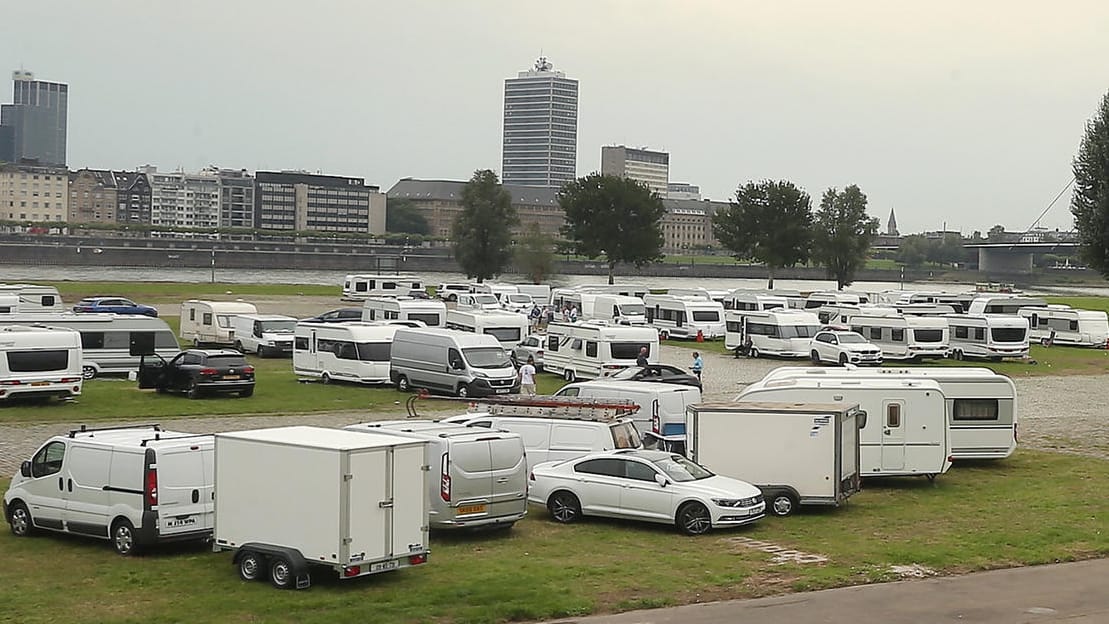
[651,455,713,482]
[617,303,645,316]
[474,295,498,305]
[508,294,532,304]
[260,320,296,333]
[462,347,512,368]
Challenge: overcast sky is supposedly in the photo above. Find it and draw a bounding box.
[3,0,1107,234]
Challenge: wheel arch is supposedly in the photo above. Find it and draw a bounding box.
[236,542,309,576]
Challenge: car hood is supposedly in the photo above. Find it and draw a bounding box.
[676,475,762,499]
[840,343,880,353]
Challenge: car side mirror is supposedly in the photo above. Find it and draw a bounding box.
[20,461,31,478]
[654,473,668,487]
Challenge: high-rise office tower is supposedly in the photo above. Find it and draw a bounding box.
[0,70,68,166]
[601,145,670,197]
[501,57,578,189]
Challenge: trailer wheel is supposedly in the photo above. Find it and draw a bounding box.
[238,551,265,582]
[564,369,576,382]
[269,557,295,589]
[111,518,139,556]
[769,492,797,517]
[396,376,410,392]
[953,349,964,361]
[321,372,332,385]
[192,338,200,348]
[749,348,760,359]
[81,365,97,380]
[676,502,712,535]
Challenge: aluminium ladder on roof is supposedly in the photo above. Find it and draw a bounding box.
[405,392,640,421]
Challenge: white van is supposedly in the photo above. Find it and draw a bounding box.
[362,296,446,327]
[966,295,1047,316]
[0,313,179,379]
[445,309,529,348]
[543,321,659,381]
[1020,305,1109,348]
[293,321,398,385]
[515,284,551,305]
[724,309,821,358]
[229,314,297,357]
[847,314,950,360]
[4,424,213,555]
[341,274,424,301]
[642,294,726,340]
[589,295,647,325]
[946,314,1029,359]
[344,420,528,530]
[180,300,258,347]
[554,380,702,441]
[500,292,534,314]
[455,293,502,311]
[0,283,64,313]
[0,325,83,401]
[390,328,519,397]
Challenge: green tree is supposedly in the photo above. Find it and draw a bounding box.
[559,173,666,284]
[812,185,879,290]
[514,222,556,284]
[451,169,518,283]
[385,198,430,235]
[1071,90,1109,278]
[712,180,813,289]
[897,234,929,268]
[987,224,1007,241]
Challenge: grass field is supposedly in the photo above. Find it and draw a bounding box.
[1,450,1106,624]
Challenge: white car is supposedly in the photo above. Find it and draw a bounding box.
[436,283,471,302]
[501,293,534,314]
[809,329,883,366]
[528,449,765,535]
[510,334,545,370]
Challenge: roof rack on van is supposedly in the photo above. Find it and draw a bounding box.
[139,432,211,447]
[68,423,162,438]
[406,392,639,421]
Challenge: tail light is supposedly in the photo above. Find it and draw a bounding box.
[344,566,361,577]
[0,380,22,385]
[144,465,159,507]
[1014,422,1018,442]
[408,553,427,565]
[241,366,254,374]
[200,367,218,376]
[60,377,81,383]
[440,453,451,502]
[529,471,535,481]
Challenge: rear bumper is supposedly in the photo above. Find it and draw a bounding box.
[0,385,80,400]
[197,380,254,393]
[431,509,527,529]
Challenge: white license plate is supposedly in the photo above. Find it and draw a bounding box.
[495,388,510,394]
[371,559,399,573]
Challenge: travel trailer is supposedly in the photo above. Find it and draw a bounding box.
[642,294,726,340]
[543,321,659,381]
[454,293,502,311]
[724,291,789,312]
[445,309,529,347]
[666,287,730,304]
[965,295,1047,316]
[362,296,446,327]
[945,314,1029,359]
[846,314,950,360]
[229,314,297,357]
[514,284,551,305]
[179,300,258,347]
[724,309,822,358]
[293,321,399,385]
[804,291,862,309]
[587,295,647,325]
[341,274,425,301]
[0,325,83,400]
[0,284,64,313]
[1020,305,1109,348]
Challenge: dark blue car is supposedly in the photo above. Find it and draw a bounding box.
[73,296,159,317]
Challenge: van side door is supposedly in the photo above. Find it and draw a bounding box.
[22,440,68,530]
[62,443,113,537]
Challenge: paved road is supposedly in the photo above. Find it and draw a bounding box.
[550,559,1109,624]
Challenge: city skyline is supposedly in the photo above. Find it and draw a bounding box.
[3,1,1108,234]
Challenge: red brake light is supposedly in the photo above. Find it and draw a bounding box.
[200,368,218,375]
[0,380,22,385]
[408,553,427,565]
[241,366,254,374]
[60,377,81,383]
[144,467,158,507]
[344,566,361,577]
[440,453,451,502]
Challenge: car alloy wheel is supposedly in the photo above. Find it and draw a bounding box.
[8,503,32,537]
[770,493,797,517]
[82,365,97,380]
[677,502,712,535]
[548,491,581,524]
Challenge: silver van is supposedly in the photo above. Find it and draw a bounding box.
[344,420,527,530]
[447,414,642,471]
[390,328,519,397]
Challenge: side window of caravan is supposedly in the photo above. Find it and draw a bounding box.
[974,328,985,340]
[294,336,308,350]
[891,329,905,342]
[189,308,196,321]
[585,341,598,357]
[886,403,902,428]
[42,295,56,307]
[953,399,999,421]
[154,331,180,349]
[81,332,106,350]
[356,282,368,292]
[870,328,882,340]
[103,332,130,350]
[954,326,968,339]
[202,313,213,326]
[547,336,559,352]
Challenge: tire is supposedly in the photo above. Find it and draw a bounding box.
[547,491,581,524]
[192,338,200,348]
[564,369,576,382]
[810,350,821,364]
[457,384,470,398]
[81,365,97,380]
[238,551,265,582]
[659,330,670,341]
[186,381,202,400]
[769,492,798,517]
[396,375,410,392]
[269,557,295,590]
[839,353,849,366]
[321,372,331,385]
[7,501,33,537]
[676,502,712,536]
[111,518,139,556]
[239,387,254,398]
[234,340,244,353]
[257,345,268,357]
[750,348,760,359]
[954,350,965,361]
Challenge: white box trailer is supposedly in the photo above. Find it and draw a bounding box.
[685,401,862,517]
[213,426,429,590]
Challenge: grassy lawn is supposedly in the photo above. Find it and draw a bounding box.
[0,450,1106,623]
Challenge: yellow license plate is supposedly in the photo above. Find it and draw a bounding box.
[457,504,486,515]
[222,375,240,380]
[31,381,50,386]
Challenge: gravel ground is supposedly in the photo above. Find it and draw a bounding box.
[1,343,1106,475]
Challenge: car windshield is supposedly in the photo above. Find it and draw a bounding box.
[781,324,820,338]
[260,320,296,333]
[651,454,713,482]
[617,303,645,316]
[837,333,867,344]
[462,347,512,368]
[508,294,531,303]
[474,295,499,305]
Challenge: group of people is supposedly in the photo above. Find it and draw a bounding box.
[527,303,580,331]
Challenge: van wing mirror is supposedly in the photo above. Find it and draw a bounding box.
[129,331,157,356]
[20,461,31,478]
[654,473,668,487]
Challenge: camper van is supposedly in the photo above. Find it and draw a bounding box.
[362,296,446,327]
[0,325,83,401]
[445,309,529,347]
[341,274,424,301]
[0,284,64,313]
[179,300,258,347]
[755,366,1019,460]
[390,328,518,397]
[589,295,647,325]
[738,377,952,478]
[1020,305,1109,348]
[642,294,726,340]
[724,291,788,312]
[229,314,297,357]
[293,322,399,385]
[724,309,821,358]
[500,292,534,314]
[946,314,1029,359]
[554,380,701,442]
[543,321,659,381]
[966,295,1047,316]
[847,314,950,360]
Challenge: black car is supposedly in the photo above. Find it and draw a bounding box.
[138,349,255,399]
[607,364,702,389]
[305,308,363,323]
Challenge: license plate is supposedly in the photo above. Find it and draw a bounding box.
[31,381,50,386]
[494,388,510,394]
[222,375,240,380]
[370,559,399,573]
[457,504,487,515]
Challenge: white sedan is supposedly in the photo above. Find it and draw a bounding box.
[528,449,765,535]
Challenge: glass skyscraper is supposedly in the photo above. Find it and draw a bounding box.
[501,57,578,189]
[0,70,68,166]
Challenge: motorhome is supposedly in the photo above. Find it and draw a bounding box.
[554,380,701,442]
[0,284,64,313]
[0,325,83,401]
[229,314,297,357]
[552,284,650,309]
[455,293,502,312]
[0,313,179,379]
[642,294,726,340]
[293,321,399,385]
[543,321,659,381]
[179,300,258,347]
[737,377,952,478]
[341,274,424,301]
[724,309,821,358]
[445,309,529,347]
[804,291,862,309]
[685,402,863,516]
[814,304,897,325]
[754,366,1019,460]
[1020,305,1109,348]
[589,295,647,325]
[847,314,950,360]
[390,328,518,397]
[945,314,1029,359]
[966,295,1047,316]
[362,296,446,327]
[724,290,788,312]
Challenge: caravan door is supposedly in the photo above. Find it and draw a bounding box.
[880,400,906,471]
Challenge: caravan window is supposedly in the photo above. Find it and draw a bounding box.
[409,313,440,326]
[891,329,905,342]
[294,336,309,350]
[869,327,882,340]
[991,327,1026,343]
[8,350,68,372]
[886,403,902,428]
[691,310,719,322]
[42,295,55,307]
[953,399,999,421]
[484,327,522,343]
[611,343,648,360]
[547,336,559,352]
[974,328,986,340]
[81,332,105,350]
[189,308,196,321]
[356,342,391,361]
[914,329,943,343]
[202,313,213,326]
[355,282,368,292]
[585,341,598,357]
[954,325,969,339]
[781,325,819,338]
[217,315,234,328]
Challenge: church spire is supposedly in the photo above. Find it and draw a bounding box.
[886,208,899,236]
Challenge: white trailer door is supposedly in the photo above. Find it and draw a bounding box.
[346,449,389,564]
[389,444,427,557]
[880,400,906,471]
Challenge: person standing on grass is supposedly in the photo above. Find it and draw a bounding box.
[691,351,704,381]
[636,346,649,367]
[519,356,537,396]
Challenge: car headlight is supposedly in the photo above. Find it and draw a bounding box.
[265,340,275,346]
[712,496,762,508]
[472,371,489,379]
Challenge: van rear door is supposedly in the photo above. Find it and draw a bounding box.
[447,439,494,518]
[153,440,213,537]
[485,436,527,519]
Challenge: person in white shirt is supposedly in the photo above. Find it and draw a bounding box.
[518,356,537,396]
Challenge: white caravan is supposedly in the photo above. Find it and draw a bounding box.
[445,309,529,347]
[454,293,502,312]
[738,377,952,479]
[0,284,64,313]
[804,291,862,309]
[554,380,701,441]
[946,314,1029,359]
[180,300,258,347]
[815,303,897,325]
[724,309,821,358]
[5,424,213,554]
[667,287,729,304]
[0,325,83,401]
[229,314,297,357]
[543,321,659,381]
[362,296,446,327]
[515,284,551,305]
[588,295,647,326]
[642,294,726,340]
[293,321,399,385]
[755,366,1019,460]
[341,274,424,301]
[686,402,863,516]
[966,295,1047,316]
[847,314,950,360]
[213,426,428,589]
[0,313,179,379]
[724,290,789,312]
[1020,305,1109,348]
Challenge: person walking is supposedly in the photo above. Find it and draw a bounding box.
[569,304,579,322]
[691,351,704,382]
[518,356,537,396]
[636,346,649,367]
